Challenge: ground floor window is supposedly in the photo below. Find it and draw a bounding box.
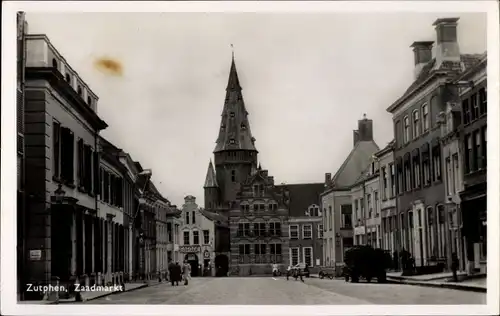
[303,247,313,267]
[290,247,299,266]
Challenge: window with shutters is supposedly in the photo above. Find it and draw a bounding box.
[53,121,61,179]
[84,145,92,193]
[60,127,75,184]
[93,152,99,196]
[77,139,85,187]
[103,171,110,203]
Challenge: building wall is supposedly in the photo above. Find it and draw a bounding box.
[322,190,353,266]
[180,196,216,276]
[351,175,381,248]
[288,217,323,268]
[24,44,104,287]
[229,177,290,276]
[155,200,169,278]
[378,147,398,255]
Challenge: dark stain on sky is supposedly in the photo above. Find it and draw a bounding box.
[94,57,123,76]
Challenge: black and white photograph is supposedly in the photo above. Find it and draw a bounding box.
[1,1,499,315]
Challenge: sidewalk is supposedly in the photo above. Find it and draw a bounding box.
[387,271,487,293]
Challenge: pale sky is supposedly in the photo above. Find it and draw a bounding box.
[24,12,486,207]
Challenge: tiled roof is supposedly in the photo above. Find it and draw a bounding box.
[276,183,324,217]
[200,209,228,228]
[397,54,483,107]
[204,160,218,188]
[330,140,380,189]
[214,57,257,153]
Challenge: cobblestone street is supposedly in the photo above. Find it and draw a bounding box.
[85,277,486,305]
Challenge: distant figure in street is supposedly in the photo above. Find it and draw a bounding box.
[182,261,191,285]
[286,265,292,281]
[168,259,176,286]
[174,262,181,286]
[451,253,459,282]
[272,262,279,277]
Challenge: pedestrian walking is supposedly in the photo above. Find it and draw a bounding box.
[182,261,190,285]
[286,265,291,280]
[272,262,279,277]
[451,252,459,282]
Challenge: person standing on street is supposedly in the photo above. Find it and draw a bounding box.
[451,253,459,282]
[168,259,176,286]
[286,265,291,280]
[272,262,279,277]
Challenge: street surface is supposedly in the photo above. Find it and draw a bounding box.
[86,277,486,305]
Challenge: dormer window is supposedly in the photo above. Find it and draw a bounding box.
[65,73,71,83]
[77,85,82,96]
[229,139,236,144]
[307,205,320,216]
[52,58,58,69]
[230,112,235,118]
[241,123,246,130]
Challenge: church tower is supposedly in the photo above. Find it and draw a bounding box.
[206,54,258,212]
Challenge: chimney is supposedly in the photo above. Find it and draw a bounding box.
[325,173,332,184]
[357,114,373,142]
[411,41,434,79]
[433,18,460,68]
[353,130,360,146]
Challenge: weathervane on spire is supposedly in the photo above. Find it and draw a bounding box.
[230,43,234,59]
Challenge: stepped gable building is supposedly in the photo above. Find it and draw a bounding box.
[203,55,290,276]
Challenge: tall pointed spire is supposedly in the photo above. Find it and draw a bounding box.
[214,52,257,153]
[204,160,218,188]
[226,45,241,91]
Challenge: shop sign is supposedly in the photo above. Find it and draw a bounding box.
[203,250,210,259]
[180,245,200,253]
[29,250,42,261]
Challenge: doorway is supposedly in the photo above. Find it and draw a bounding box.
[185,253,199,277]
[214,254,229,277]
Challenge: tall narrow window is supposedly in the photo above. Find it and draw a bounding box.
[185,211,190,225]
[403,116,410,143]
[183,231,190,245]
[53,121,61,178]
[465,134,473,173]
[445,157,452,195]
[395,120,402,147]
[476,131,483,170]
[60,127,75,183]
[382,167,388,199]
[412,110,420,138]
[193,231,199,245]
[192,211,196,224]
[452,154,460,193]
[471,93,479,121]
[482,127,487,168]
[422,103,430,131]
[462,99,471,125]
[479,88,487,115]
[390,163,396,196]
[231,170,236,182]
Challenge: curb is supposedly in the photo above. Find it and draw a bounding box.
[387,278,486,293]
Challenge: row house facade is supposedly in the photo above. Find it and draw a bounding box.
[351,161,382,248]
[19,27,177,300]
[23,33,107,300]
[165,207,182,265]
[283,183,325,269]
[321,116,379,267]
[180,195,218,277]
[375,141,399,257]
[456,55,487,274]
[230,167,291,276]
[386,17,483,269]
